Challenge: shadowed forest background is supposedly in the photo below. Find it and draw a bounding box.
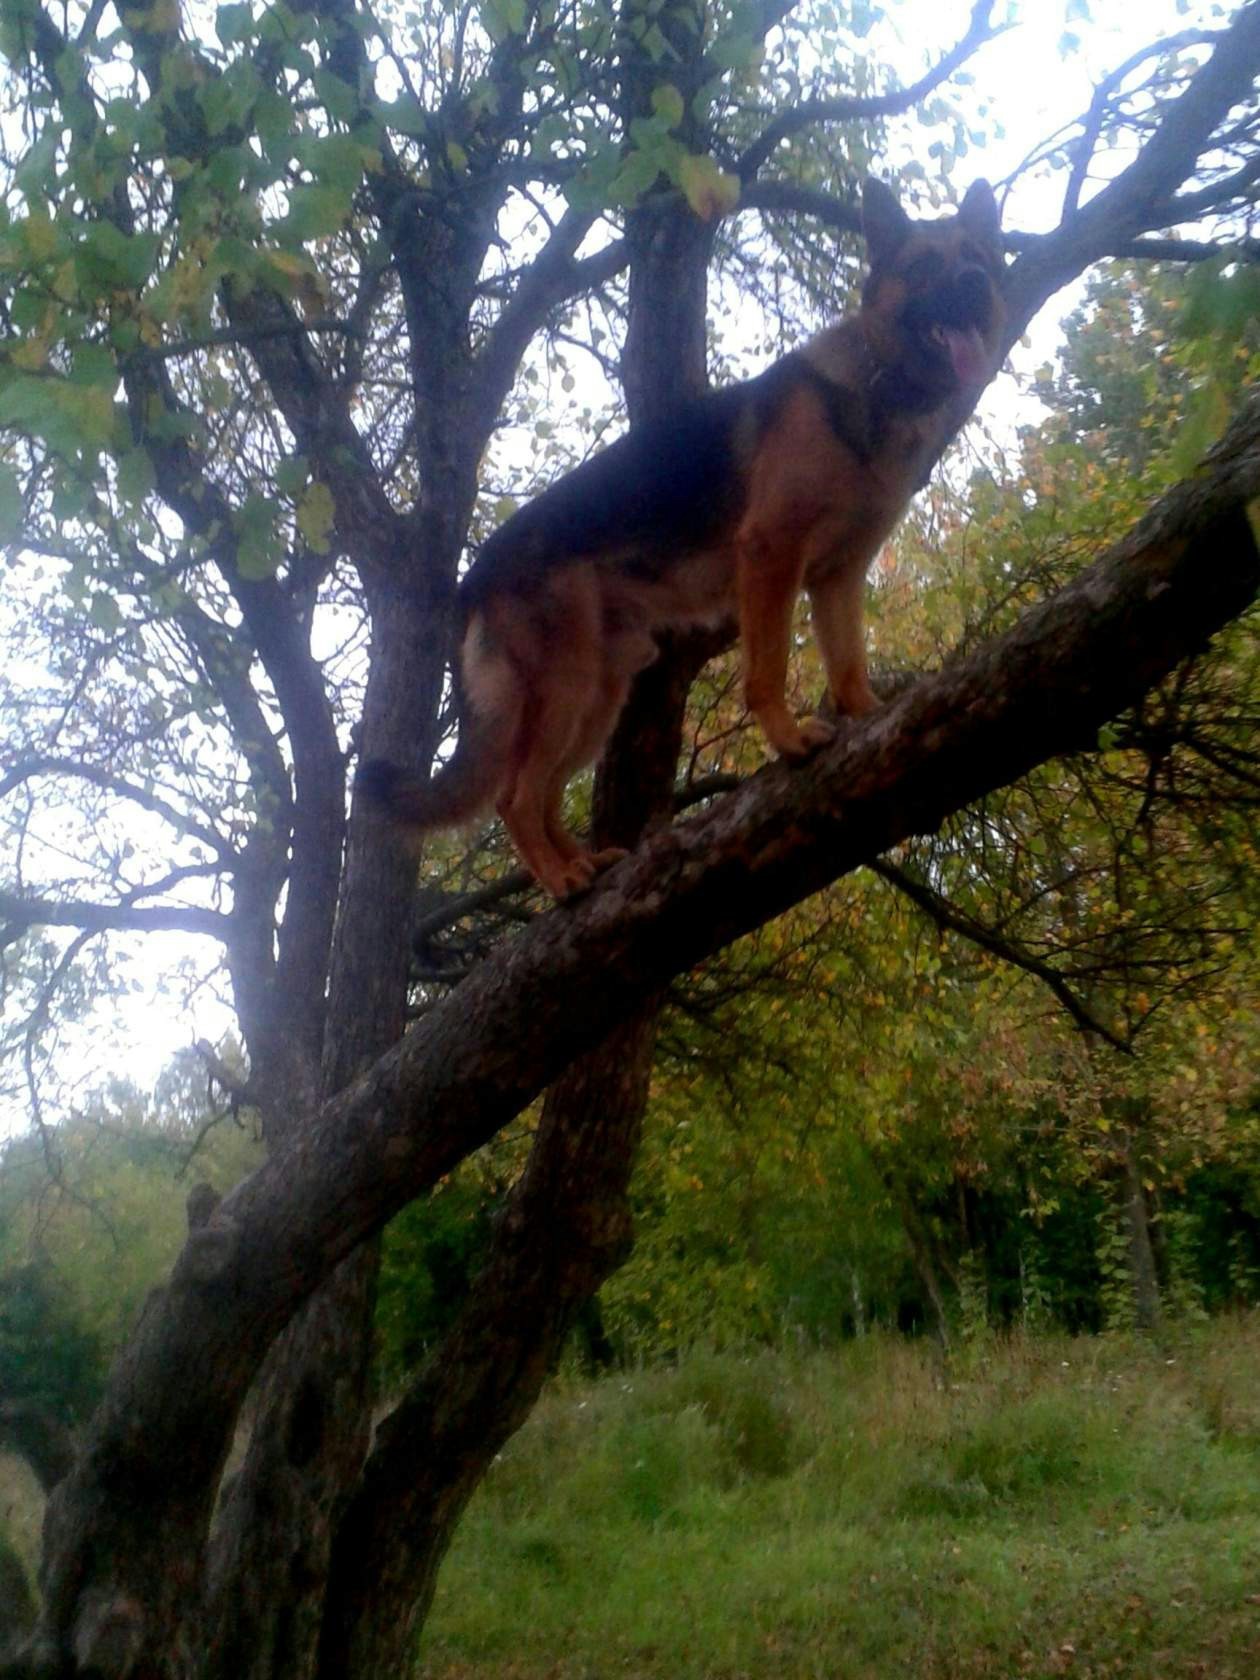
[2,0,1260,1676]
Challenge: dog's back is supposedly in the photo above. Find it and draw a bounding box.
[461,377,780,606]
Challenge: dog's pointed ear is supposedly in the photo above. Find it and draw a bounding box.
[958,178,1002,249]
[862,178,913,266]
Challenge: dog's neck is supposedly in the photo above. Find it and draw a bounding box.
[794,319,955,477]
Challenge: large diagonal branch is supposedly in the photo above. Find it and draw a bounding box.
[33,389,1260,1672]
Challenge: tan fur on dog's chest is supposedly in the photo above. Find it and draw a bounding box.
[741,381,934,584]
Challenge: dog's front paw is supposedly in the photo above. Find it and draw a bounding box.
[797,715,837,750]
[773,715,836,760]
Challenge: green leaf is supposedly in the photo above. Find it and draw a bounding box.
[0,462,23,541]
[706,31,758,74]
[275,453,309,498]
[291,134,373,194]
[312,68,360,124]
[15,129,59,204]
[254,89,293,147]
[215,2,254,46]
[611,147,666,205]
[483,0,527,39]
[0,375,114,455]
[375,94,429,138]
[89,592,121,632]
[75,223,161,293]
[296,481,335,552]
[277,183,353,243]
[200,61,262,139]
[69,344,116,388]
[17,210,58,263]
[234,493,284,580]
[640,22,674,63]
[650,84,685,128]
[116,448,156,506]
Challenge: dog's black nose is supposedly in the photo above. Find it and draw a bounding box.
[941,267,995,330]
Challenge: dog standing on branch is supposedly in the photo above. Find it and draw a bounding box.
[360,178,1006,898]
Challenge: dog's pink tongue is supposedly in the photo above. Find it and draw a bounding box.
[945,325,989,387]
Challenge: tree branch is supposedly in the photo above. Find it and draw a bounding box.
[0,757,231,859]
[739,179,863,235]
[736,1,1004,183]
[470,219,629,438]
[1062,28,1220,218]
[1004,0,1260,330]
[870,860,1133,1053]
[0,890,230,947]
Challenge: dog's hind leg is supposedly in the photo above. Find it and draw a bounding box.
[541,648,646,879]
[498,701,595,898]
[493,569,610,898]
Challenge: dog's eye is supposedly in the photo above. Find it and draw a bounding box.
[904,250,946,288]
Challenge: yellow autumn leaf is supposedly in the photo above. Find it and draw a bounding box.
[677,153,740,222]
[11,337,49,371]
[264,250,329,316]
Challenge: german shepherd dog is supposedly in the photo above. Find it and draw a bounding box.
[360,179,1005,898]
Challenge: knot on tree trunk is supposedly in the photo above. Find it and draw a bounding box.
[173,1216,239,1286]
[185,1182,221,1231]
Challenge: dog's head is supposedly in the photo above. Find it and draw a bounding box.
[860,178,1005,402]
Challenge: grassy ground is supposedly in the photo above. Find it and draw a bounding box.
[419,1316,1260,1680]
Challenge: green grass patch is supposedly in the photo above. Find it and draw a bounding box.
[419,1317,1260,1679]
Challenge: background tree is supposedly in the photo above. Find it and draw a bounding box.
[2,1,1260,1676]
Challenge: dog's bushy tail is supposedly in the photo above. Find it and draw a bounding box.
[356,710,505,837]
